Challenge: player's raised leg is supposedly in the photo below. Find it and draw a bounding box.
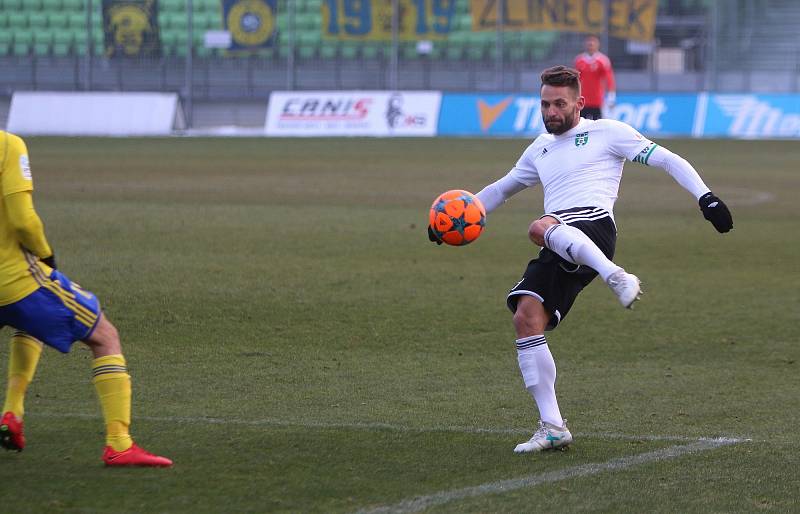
[511,295,572,453]
[1,333,43,451]
[530,217,641,308]
[83,315,172,467]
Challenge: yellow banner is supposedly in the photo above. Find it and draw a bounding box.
[102,0,161,57]
[322,0,457,41]
[470,0,658,42]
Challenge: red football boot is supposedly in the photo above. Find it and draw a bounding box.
[102,443,173,467]
[0,411,25,451]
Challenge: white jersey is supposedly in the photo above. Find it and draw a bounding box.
[508,117,654,217]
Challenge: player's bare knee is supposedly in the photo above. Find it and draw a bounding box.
[528,222,544,246]
[83,315,122,356]
[529,217,559,247]
[513,309,535,335]
[513,298,549,336]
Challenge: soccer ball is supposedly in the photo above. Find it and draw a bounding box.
[429,190,486,246]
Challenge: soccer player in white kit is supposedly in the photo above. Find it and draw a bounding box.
[431,66,733,453]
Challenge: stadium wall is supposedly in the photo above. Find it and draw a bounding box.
[6,92,184,136]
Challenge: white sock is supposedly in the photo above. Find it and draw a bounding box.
[544,223,621,281]
[516,335,563,427]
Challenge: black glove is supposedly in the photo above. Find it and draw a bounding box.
[428,225,442,245]
[699,192,733,233]
[41,254,57,269]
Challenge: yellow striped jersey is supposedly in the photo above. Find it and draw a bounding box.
[0,131,48,305]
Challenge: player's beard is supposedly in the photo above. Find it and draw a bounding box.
[544,110,577,135]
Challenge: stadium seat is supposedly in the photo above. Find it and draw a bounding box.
[294,13,318,31]
[72,30,87,55]
[21,0,42,9]
[456,13,472,30]
[528,31,557,59]
[42,0,62,10]
[12,30,33,56]
[319,40,338,59]
[471,32,498,61]
[61,0,85,10]
[339,41,358,59]
[8,12,27,28]
[465,42,486,61]
[468,31,495,46]
[276,15,289,33]
[67,12,86,29]
[160,31,177,50]
[298,30,320,44]
[52,29,73,56]
[163,30,189,56]
[28,12,49,29]
[162,12,188,30]
[161,0,187,12]
[47,12,69,28]
[191,30,212,56]
[505,43,528,62]
[33,29,53,55]
[302,0,323,10]
[445,31,467,60]
[445,43,465,60]
[360,42,379,60]
[194,11,220,30]
[197,0,220,11]
[92,29,104,54]
[1,0,23,10]
[0,31,11,55]
[297,34,318,59]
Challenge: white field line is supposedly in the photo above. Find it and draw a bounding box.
[356,438,744,514]
[31,411,751,444]
[727,188,775,206]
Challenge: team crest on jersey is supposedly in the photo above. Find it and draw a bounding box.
[574,132,589,147]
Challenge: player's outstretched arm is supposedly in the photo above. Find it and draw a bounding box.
[5,191,57,262]
[642,145,733,233]
[475,174,527,214]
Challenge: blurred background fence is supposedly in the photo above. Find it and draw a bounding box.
[1,0,799,128]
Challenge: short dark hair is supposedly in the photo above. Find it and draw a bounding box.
[540,65,581,96]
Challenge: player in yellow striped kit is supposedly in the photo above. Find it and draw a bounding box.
[0,131,171,467]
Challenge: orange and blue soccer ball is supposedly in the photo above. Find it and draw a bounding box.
[429,190,486,246]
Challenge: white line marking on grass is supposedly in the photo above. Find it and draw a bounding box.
[731,189,775,206]
[32,412,751,443]
[356,438,743,514]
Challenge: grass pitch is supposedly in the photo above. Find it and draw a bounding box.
[0,137,798,513]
